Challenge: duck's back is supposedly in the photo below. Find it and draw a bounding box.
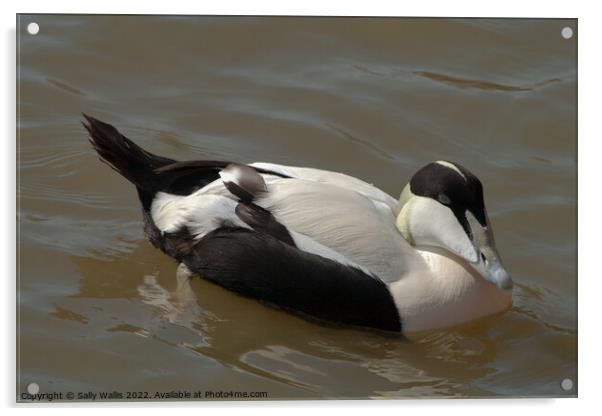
[245,177,424,283]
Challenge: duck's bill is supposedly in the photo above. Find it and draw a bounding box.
[483,257,513,290]
[472,244,513,291]
[462,211,513,291]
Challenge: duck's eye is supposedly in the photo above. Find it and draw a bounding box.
[480,252,487,263]
[437,193,451,205]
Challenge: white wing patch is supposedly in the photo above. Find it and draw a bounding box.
[150,191,250,236]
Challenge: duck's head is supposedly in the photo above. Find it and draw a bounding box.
[396,161,513,291]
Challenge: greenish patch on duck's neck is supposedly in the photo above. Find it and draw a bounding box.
[396,183,415,245]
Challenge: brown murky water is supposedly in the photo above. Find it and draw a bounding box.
[17,15,577,400]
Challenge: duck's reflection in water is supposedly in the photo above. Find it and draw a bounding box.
[72,240,505,397]
[136,264,217,345]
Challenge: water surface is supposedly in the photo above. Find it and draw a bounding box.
[17,15,577,399]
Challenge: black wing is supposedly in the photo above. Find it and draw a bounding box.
[154,160,291,196]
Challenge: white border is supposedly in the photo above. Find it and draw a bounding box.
[0,0,586,17]
[2,1,599,414]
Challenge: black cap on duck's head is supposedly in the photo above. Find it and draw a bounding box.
[396,161,513,291]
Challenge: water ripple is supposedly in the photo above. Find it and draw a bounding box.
[46,78,86,96]
[325,123,399,163]
[414,70,562,92]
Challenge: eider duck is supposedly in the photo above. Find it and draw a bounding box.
[83,114,512,334]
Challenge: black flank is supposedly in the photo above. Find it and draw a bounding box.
[181,227,402,332]
[162,225,201,260]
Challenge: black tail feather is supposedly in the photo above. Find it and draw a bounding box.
[83,114,291,202]
[82,114,176,194]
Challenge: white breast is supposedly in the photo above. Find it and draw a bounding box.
[389,249,513,333]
